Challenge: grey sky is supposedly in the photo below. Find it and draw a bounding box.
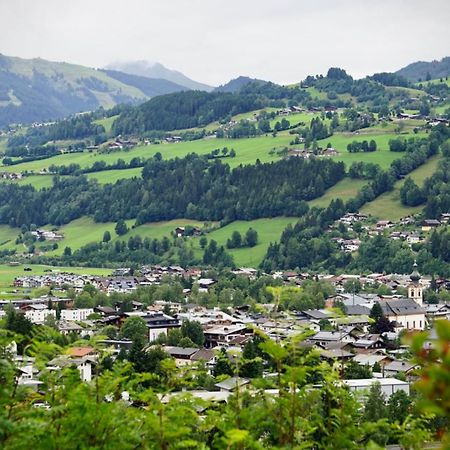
[1,0,449,86]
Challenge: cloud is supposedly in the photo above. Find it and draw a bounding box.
[0,0,448,85]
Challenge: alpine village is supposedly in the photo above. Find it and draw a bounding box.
[0,3,450,449]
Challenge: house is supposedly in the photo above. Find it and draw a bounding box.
[215,377,250,392]
[47,355,94,382]
[421,219,440,232]
[23,305,56,324]
[60,308,94,321]
[426,304,450,321]
[352,354,393,368]
[348,338,385,353]
[57,321,84,335]
[137,312,181,342]
[67,346,96,358]
[204,324,252,348]
[163,346,200,366]
[308,330,355,348]
[383,360,419,378]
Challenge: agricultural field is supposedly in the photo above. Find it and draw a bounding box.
[93,115,119,135]
[361,154,442,220]
[118,219,212,242]
[85,167,142,184]
[44,217,134,256]
[0,225,21,252]
[308,177,367,208]
[191,217,297,267]
[319,131,427,169]
[0,133,295,175]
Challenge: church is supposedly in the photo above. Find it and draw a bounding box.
[378,263,427,331]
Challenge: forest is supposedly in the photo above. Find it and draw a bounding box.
[0,154,345,227]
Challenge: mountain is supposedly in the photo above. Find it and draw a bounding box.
[214,76,268,93]
[395,56,450,82]
[105,60,213,92]
[0,54,186,127]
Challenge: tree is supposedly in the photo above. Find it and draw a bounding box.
[387,390,412,423]
[245,228,258,247]
[180,320,204,346]
[115,220,128,236]
[199,236,208,249]
[343,279,362,294]
[120,316,148,346]
[369,302,394,333]
[103,230,111,243]
[227,230,242,249]
[4,305,33,337]
[213,348,233,377]
[63,246,72,257]
[363,382,387,422]
[344,360,372,379]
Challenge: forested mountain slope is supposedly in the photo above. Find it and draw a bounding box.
[0,54,186,126]
[396,56,450,82]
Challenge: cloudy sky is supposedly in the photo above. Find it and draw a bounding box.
[1,0,449,86]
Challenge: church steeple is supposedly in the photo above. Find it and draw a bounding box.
[410,261,421,283]
[408,261,423,306]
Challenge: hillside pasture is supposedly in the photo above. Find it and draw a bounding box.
[319,131,428,169]
[191,217,297,267]
[0,133,297,175]
[308,177,367,208]
[361,154,442,220]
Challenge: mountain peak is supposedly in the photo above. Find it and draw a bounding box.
[104,60,213,92]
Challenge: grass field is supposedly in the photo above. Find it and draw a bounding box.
[119,219,212,242]
[0,133,297,175]
[361,154,442,220]
[93,115,119,135]
[0,225,21,252]
[44,217,134,256]
[319,131,427,169]
[85,167,143,184]
[191,217,297,267]
[308,177,367,208]
[0,263,112,299]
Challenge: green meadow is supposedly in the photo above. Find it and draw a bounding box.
[0,133,295,175]
[319,131,428,169]
[308,177,367,208]
[191,217,297,267]
[361,154,442,220]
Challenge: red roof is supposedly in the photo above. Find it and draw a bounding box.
[68,347,94,358]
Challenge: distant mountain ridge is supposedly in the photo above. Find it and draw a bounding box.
[395,56,450,82]
[214,76,268,93]
[0,54,187,127]
[105,60,213,92]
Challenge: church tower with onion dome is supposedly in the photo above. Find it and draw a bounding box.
[408,262,423,306]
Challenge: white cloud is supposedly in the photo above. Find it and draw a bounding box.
[0,0,448,85]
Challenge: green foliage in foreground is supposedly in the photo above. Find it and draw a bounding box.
[0,321,446,449]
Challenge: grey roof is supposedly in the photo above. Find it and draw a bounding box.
[215,377,250,391]
[341,293,379,306]
[346,305,371,316]
[379,299,426,316]
[302,309,329,319]
[310,331,348,341]
[164,346,199,357]
[384,360,418,373]
[191,349,215,362]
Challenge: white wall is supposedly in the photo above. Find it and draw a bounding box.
[24,309,56,324]
[60,309,94,321]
